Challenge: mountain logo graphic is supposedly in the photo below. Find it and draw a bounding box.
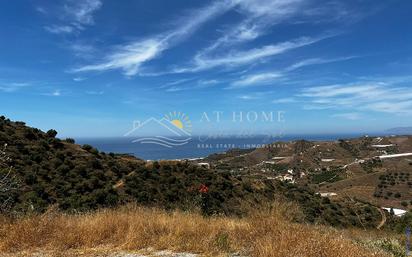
[124,112,192,148]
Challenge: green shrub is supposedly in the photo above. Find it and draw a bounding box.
[65,138,75,144]
[46,129,58,138]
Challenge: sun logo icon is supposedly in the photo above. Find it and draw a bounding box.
[164,111,192,134]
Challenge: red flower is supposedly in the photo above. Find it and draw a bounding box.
[199,184,209,193]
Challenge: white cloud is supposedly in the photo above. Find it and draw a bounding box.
[42,0,102,34]
[68,0,357,78]
[52,90,61,96]
[229,54,351,87]
[230,72,283,88]
[73,0,238,76]
[73,77,86,82]
[42,90,62,97]
[284,56,356,71]
[159,78,195,89]
[71,0,345,77]
[164,0,238,42]
[180,36,324,73]
[238,0,304,17]
[73,39,167,76]
[162,79,221,92]
[44,25,74,34]
[199,0,306,54]
[165,86,185,92]
[36,6,47,14]
[65,0,102,26]
[196,79,220,88]
[85,90,104,95]
[238,95,260,100]
[331,112,362,120]
[236,91,274,100]
[193,0,353,71]
[300,84,380,98]
[365,101,412,115]
[299,82,412,115]
[70,43,97,59]
[0,82,30,92]
[272,97,297,104]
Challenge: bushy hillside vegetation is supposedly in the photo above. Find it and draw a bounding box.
[0,116,383,228]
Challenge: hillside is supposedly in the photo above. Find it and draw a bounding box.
[0,116,384,229]
[0,116,271,216]
[0,204,398,257]
[0,116,411,257]
[198,135,412,211]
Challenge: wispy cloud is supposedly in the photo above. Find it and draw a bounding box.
[159,78,195,89]
[284,56,356,71]
[331,112,362,120]
[237,95,260,100]
[42,0,102,34]
[365,101,412,115]
[73,0,238,76]
[52,90,61,96]
[197,79,220,88]
[64,0,102,26]
[85,90,104,95]
[44,25,74,34]
[229,72,284,88]
[200,0,307,53]
[35,6,47,14]
[163,79,221,92]
[73,77,86,82]
[237,90,284,100]
[42,89,62,97]
[0,82,30,92]
[230,54,352,88]
[272,97,297,104]
[68,0,360,78]
[165,86,185,92]
[190,0,354,74]
[299,82,412,115]
[73,39,167,76]
[300,84,379,98]
[70,43,97,59]
[179,36,325,73]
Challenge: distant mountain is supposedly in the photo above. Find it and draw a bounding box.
[386,127,412,135]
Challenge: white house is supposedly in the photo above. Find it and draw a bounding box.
[382,207,408,217]
[275,174,295,183]
[197,162,210,169]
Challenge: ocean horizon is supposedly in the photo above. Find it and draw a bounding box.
[76,133,389,160]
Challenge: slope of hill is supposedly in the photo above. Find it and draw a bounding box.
[0,116,270,215]
[0,116,383,229]
[386,127,412,135]
[197,135,412,211]
[0,204,398,257]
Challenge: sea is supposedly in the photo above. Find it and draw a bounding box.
[75,133,387,160]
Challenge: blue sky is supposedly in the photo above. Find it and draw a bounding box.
[1,0,412,137]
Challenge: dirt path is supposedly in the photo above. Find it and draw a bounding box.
[376,208,387,230]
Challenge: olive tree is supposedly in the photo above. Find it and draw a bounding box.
[0,144,18,212]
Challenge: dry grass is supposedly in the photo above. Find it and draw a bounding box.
[0,202,392,257]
